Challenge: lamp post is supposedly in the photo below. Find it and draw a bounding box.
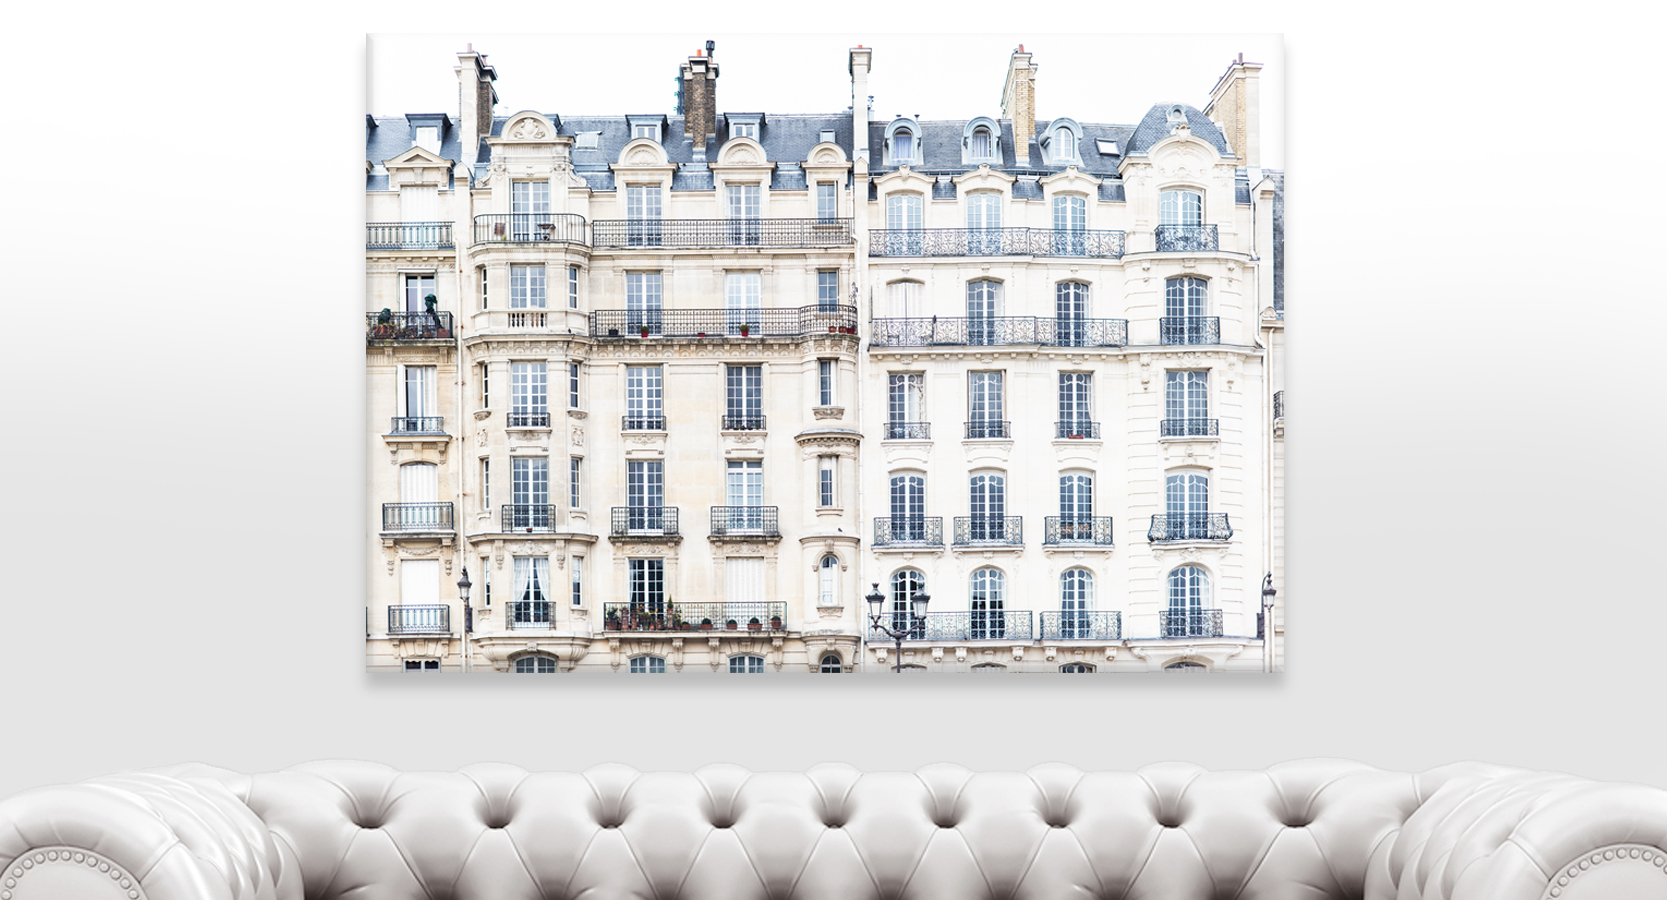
[866,583,929,673]
[457,567,473,673]
[1260,572,1276,673]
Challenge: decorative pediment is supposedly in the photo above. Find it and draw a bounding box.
[717,136,768,167]
[382,145,454,188]
[502,111,557,142]
[804,141,850,172]
[1039,165,1102,196]
[610,138,675,184]
[874,166,934,194]
[951,164,1016,193]
[1149,132,1225,180]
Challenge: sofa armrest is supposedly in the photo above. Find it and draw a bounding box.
[1381,766,1667,900]
[0,769,299,900]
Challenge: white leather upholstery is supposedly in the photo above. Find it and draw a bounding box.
[4,760,1666,900]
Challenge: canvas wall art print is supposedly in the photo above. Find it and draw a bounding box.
[364,33,1285,674]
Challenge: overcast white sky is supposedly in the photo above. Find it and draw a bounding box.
[369,33,1283,167]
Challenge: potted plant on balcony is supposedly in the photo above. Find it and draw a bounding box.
[739,324,750,337]
[640,325,651,338]
[748,617,762,632]
[700,617,713,631]
[604,611,621,631]
[726,619,738,631]
[769,614,783,630]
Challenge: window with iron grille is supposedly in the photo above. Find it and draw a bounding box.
[512,457,548,511]
[626,366,663,425]
[726,365,762,426]
[1166,371,1208,420]
[889,373,923,424]
[1058,373,1091,430]
[626,272,662,324]
[1160,189,1204,226]
[969,372,1004,427]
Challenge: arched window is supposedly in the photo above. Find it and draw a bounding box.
[971,126,993,159]
[886,119,920,165]
[629,655,666,674]
[970,568,1006,639]
[966,280,1001,344]
[1165,660,1208,672]
[513,654,558,673]
[964,117,999,162]
[968,472,1007,541]
[1055,281,1089,346]
[729,655,765,674]
[889,473,926,542]
[1058,473,1094,539]
[1044,119,1082,165]
[1160,189,1203,226]
[891,569,926,636]
[819,653,844,673]
[1164,471,1210,540]
[1162,277,1210,344]
[1060,663,1095,673]
[1166,566,1210,638]
[966,192,1002,255]
[1060,568,1094,639]
[819,554,838,606]
[883,193,924,255]
[971,663,1007,672]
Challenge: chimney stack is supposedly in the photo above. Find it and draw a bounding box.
[680,46,720,143]
[1001,46,1037,156]
[1204,54,1262,167]
[849,46,872,163]
[456,46,498,169]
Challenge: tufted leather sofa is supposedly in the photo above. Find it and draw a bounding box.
[4,761,1667,900]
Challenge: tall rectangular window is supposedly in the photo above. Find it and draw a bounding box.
[511,181,550,240]
[510,556,551,626]
[403,274,435,314]
[887,373,924,439]
[569,363,581,409]
[569,457,581,509]
[819,456,836,507]
[626,185,662,246]
[480,458,490,511]
[724,271,762,335]
[817,271,840,312]
[1059,373,1092,430]
[725,365,763,429]
[479,266,489,310]
[725,461,765,532]
[509,362,548,427]
[625,461,665,533]
[816,182,837,220]
[399,366,436,426]
[625,366,663,429]
[626,272,662,333]
[480,363,489,408]
[818,360,835,406]
[511,457,549,530]
[969,371,1004,433]
[568,266,579,308]
[629,558,666,614]
[510,264,546,309]
[726,183,762,245]
[1165,371,1210,431]
[482,559,490,606]
[571,557,583,607]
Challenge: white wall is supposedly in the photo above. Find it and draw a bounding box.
[3,14,1663,803]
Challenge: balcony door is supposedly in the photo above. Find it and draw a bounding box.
[1056,282,1088,346]
[966,192,1002,255]
[884,193,923,255]
[726,183,761,245]
[1166,371,1208,424]
[1160,189,1203,227]
[725,365,762,429]
[400,365,436,426]
[970,568,1005,639]
[626,184,662,246]
[969,473,1005,541]
[888,373,923,427]
[400,462,439,529]
[966,280,1000,345]
[890,474,925,541]
[512,181,550,241]
[1060,568,1093,638]
[1053,195,1086,255]
[625,366,662,429]
[629,558,665,617]
[403,274,435,315]
[1165,472,1209,538]
[626,460,664,533]
[511,556,551,627]
[725,272,762,336]
[725,460,763,532]
[891,569,925,637]
[1058,372,1091,435]
[625,272,662,334]
[1168,565,1208,636]
[1059,473,1092,540]
[968,371,1003,436]
[511,457,549,530]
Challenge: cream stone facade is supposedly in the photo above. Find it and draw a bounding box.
[365,43,1283,674]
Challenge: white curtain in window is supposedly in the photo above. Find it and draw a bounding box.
[400,463,437,503]
[532,557,550,603]
[727,557,764,604]
[399,365,436,419]
[399,185,438,223]
[400,559,439,605]
[888,281,921,317]
[512,557,532,604]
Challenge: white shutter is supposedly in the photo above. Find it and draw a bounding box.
[400,559,440,605]
[400,185,439,222]
[401,463,438,503]
[726,558,764,604]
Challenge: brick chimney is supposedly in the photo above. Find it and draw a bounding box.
[1001,46,1037,155]
[456,44,498,169]
[680,46,720,142]
[1204,53,1261,167]
[849,46,872,163]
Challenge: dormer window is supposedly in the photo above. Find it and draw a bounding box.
[885,118,921,166]
[405,113,447,156]
[971,127,992,159]
[1042,118,1083,166]
[575,132,600,150]
[627,115,665,144]
[415,127,439,154]
[894,129,914,161]
[724,114,764,143]
[962,117,1000,164]
[820,129,836,144]
[732,122,757,139]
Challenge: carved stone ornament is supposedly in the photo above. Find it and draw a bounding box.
[627,147,659,166]
[814,148,839,164]
[730,148,759,165]
[571,426,585,447]
[510,119,548,140]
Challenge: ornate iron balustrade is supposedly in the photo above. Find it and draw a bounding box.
[610,506,679,536]
[472,213,588,245]
[507,412,551,428]
[507,600,554,629]
[1159,317,1221,345]
[965,420,1011,439]
[868,610,1036,642]
[603,601,787,633]
[884,421,931,440]
[709,506,780,537]
[592,305,858,339]
[1147,513,1233,542]
[868,227,1125,259]
[367,222,454,250]
[366,311,455,341]
[1160,418,1219,437]
[1043,515,1114,545]
[1274,390,1284,420]
[1041,610,1121,641]
[387,605,450,634]
[621,415,666,431]
[869,316,1127,348]
[389,416,445,434]
[1154,224,1219,252]
[1056,420,1100,439]
[381,502,454,531]
[1159,609,1224,638]
[591,217,854,249]
[953,515,1023,545]
[721,414,766,431]
[873,516,943,546]
[502,505,559,533]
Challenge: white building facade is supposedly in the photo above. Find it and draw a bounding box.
[364,43,1283,674]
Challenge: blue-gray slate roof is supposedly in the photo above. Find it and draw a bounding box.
[365,115,462,190]
[1123,104,1232,157]
[1268,169,1284,312]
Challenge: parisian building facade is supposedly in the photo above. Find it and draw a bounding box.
[365,42,1285,674]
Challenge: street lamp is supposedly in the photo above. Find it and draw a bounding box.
[1260,572,1276,673]
[866,582,930,673]
[457,567,473,635]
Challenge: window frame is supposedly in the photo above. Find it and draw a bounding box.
[818,359,836,407]
[629,655,667,673]
[729,654,766,674]
[513,654,558,674]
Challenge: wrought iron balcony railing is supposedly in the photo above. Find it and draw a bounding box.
[1159,317,1221,345]
[621,415,666,431]
[389,416,445,435]
[507,412,551,428]
[1159,609,1225,638]
[965,420,1011,439]
[869,316,1127,348]
[367,221,455,250]
[873,516,944,547]
[710,506,780,537]
[721,414,766,431]
[472,213,588,245]
[591,217,854,249]
[367,311,455,341]
[1041,610,1121,641]
[1056,420,1100,439]
[381,502,454,531]
[1274,390,1284,420]
[1154,224,1219,252]
[502,504,559,533]
[953,515,1023,545]
[1160,418,1219,437]
[884,421,931,440]
[610,506,679,537]
[868,610,1036,642]
[603,601,787,633]
[387,605,450,634]
[868,227,1125,259]
[1043,515,1114,546]
[507,600,554,629]
[591,305,858,339]
[1147,513,1233,542]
